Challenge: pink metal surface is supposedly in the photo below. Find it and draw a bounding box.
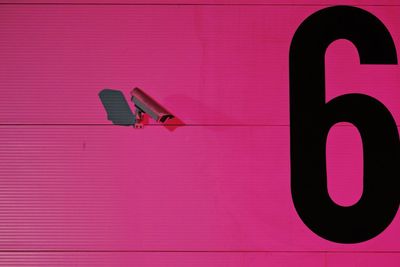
[0,2,398,265]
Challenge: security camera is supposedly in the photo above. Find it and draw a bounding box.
[99,87,178,129]
[130,87,174,128]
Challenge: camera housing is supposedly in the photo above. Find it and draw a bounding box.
[130,87,174,128]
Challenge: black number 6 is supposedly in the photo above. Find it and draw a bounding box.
[290,6,400,243]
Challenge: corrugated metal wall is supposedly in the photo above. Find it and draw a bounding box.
[0,1,398,266]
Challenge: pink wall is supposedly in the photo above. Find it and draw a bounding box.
[0,2,398,265]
